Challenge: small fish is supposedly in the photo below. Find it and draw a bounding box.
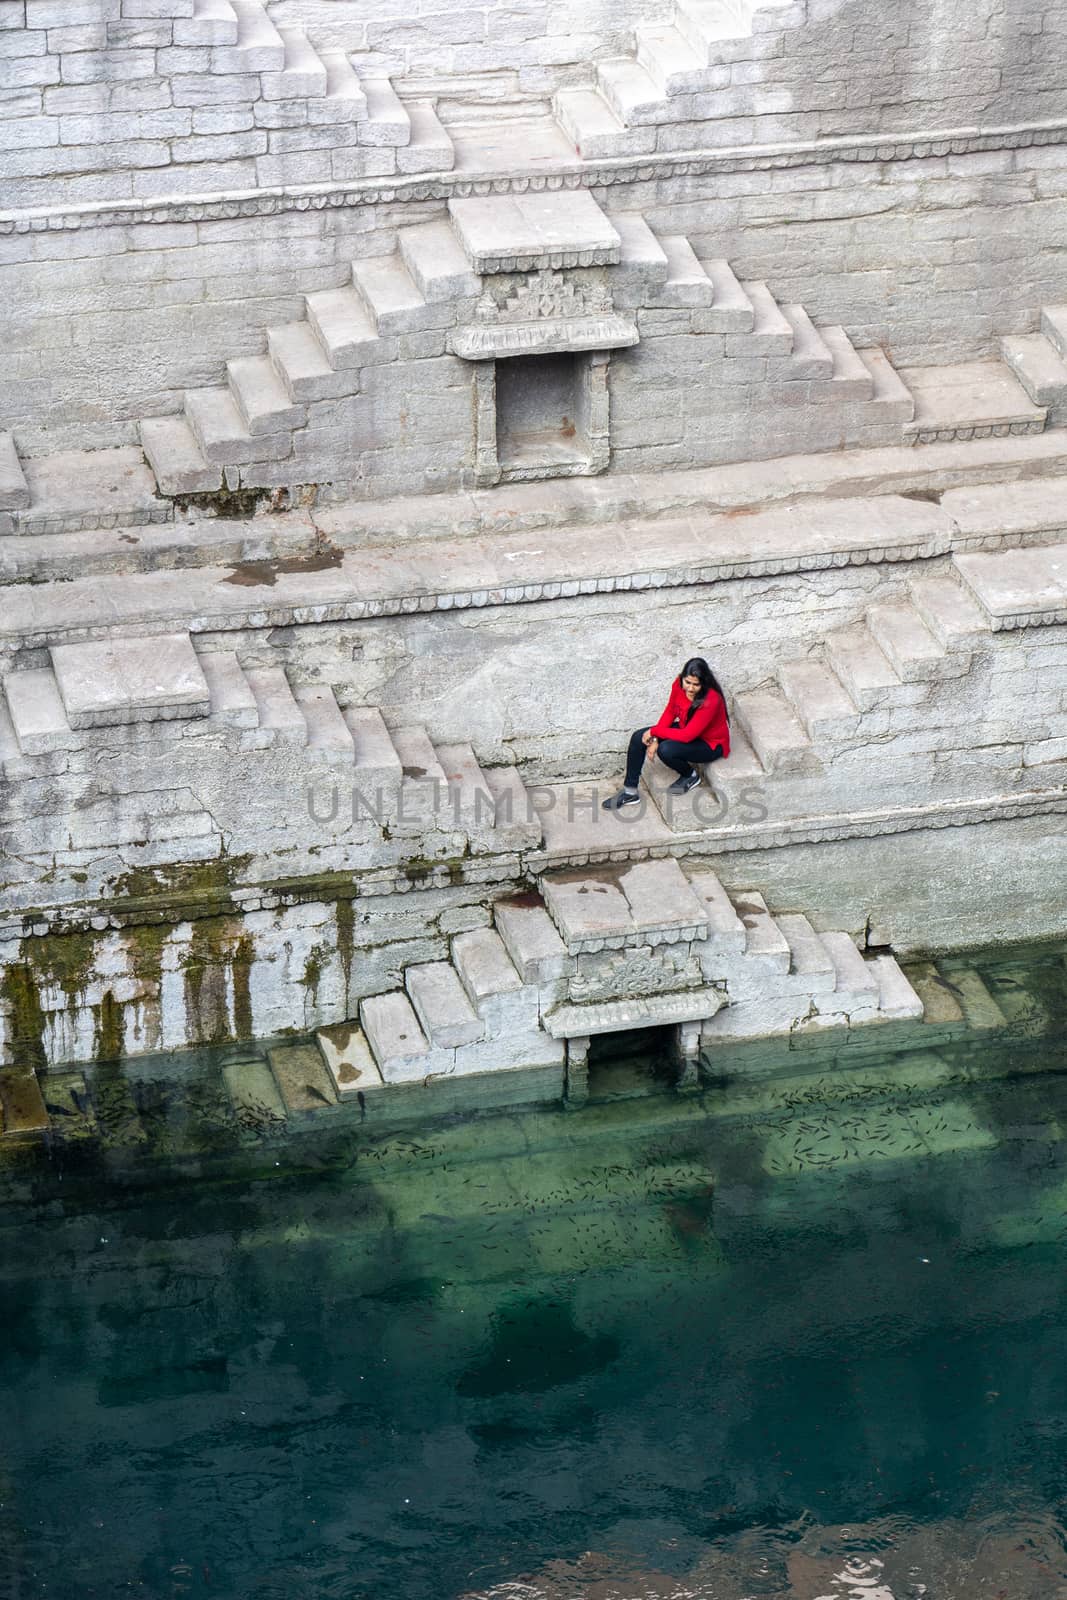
[357,1090,366,1122]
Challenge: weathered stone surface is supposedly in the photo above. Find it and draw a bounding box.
[50,632,210,728]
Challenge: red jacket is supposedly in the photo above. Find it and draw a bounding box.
[650,680,731,754]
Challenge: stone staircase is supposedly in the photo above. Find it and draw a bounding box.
[297,855,924,1102]
[638,555,1064,835]
[0,632,542,856]
[553,0,804,158]
[1001,305,1067,428]
[136,192,914,498]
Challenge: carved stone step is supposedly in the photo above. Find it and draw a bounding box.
[244,665,308,746]
[699,258,755,332]
[857,347,915,421]
[635,25,710,95]
[777,656,862,741]
[732,687,815,774]
[0,432,30,512]
[1000,333,1067,409]
[596,57,672,126]
[406,961,484,1047]
[865,602,947,681]
[780,303,833,380]
[227,355,306,438]
[398,220,481,303]
[50,633,210,728]
[351,253,435,335]
[824,625,903,711]
[359,74,411,147]
[267,322,359,403]
[553,88,656,160]
[398,99,455,174]
[139,417,221,496]
[656,234,715,308]
[819,325,875,400]
[265,26,327,101]
[493,894,572,984]
[291,683,355,766]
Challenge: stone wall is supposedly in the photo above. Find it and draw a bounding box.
[3,141,1066,462]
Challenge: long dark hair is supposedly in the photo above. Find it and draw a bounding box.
[679,657,730,724]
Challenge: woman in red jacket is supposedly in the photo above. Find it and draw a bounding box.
[602,657,731,811]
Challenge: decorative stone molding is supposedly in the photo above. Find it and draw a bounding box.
[4,117,1067,237]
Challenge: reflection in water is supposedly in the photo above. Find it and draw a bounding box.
[1,942,1067,1598]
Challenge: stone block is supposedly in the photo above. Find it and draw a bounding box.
[49,633,210,729]
[448,191,622,274]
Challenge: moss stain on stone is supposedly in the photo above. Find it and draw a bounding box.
[0,963,47,1076]
[95,990,124,1064]
[232,934,255,1042]
[335,896,355,1009]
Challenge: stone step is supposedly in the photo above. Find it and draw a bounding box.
[937,964,1009,1030]
[351,253,434,335]
[731,889,791,972]
[707,722,764,804]
[685,867,747,953]
[359,74,411,147]
[264,26,327,101]
[267,321,358,403]
[398,99,455,174]
[318,50,369,121]
[780,303,834,380]
[635,25,710,95]
[342,706,403,806]
[675,0,755,57]
[398,219,481,303]
[436,740,499,838]
[740,281,794,355]
[221,1056,287,1131]
[406,961,484,1047]
[656,234,715,308]
[596,57,671,126]
[869,954,925,1020]
[451,927,524,1009]
[908,960,967,1028]
[291,682,355,766]
[699,258,755,332]
[776,912,837,991]
[0,432,30,512]
[857,347,915,421]
[177,0,239,47]
[901,359,1046,445]
[1000,333,1067,408]
[731,687,814,774]
[139,416,221,496]
[952,544,1067,630]
[617,856,709,933]
[305,288,383,370]
[819,325,876,400]
[50,633,210,728]
[0,1072,50,1140]
[819,930,880,1015]
[824,625,903,711]
[908,574,989,648]
[3,668,77,755]
[195,650,259,729]
[267,1043,338,1117]
[552,88,656,160]
[226,355,306,438]
[244,665,308,746]
[315,1021,385,1098]
[360,989,433,1082]
[481,765,543,849]
[777,656,862,741]
[184,388,256,467]
[225,0,285,71]
[0,697,28,777]
[1040,304,1067,361]
[613,213,670,292]
[541,859,708,953]
[865,601,947,681]
[392,723,449,826]
[493,894,572,984]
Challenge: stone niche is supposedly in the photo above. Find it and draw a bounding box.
[454,263,637,487]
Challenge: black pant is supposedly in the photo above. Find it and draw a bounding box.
[625,726,724,788]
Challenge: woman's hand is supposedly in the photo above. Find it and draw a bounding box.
[642,730,654,746]
[647,739,659,763]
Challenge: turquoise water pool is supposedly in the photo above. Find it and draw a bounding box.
[2,944,1067,1598]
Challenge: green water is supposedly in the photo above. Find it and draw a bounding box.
[3,945,1067,1598]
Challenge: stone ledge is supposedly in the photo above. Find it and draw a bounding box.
[3,115,1067,235]
[4,786,1065,941]
[0,493,952,649]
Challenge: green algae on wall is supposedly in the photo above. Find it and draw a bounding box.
[0,963,46,1076]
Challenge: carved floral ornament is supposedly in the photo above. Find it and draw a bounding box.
[474,269,615,324]
[452,267,637,360]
